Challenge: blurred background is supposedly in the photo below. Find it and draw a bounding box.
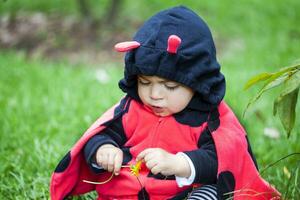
[0,0,299,199]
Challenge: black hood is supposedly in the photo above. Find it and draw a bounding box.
[118,6,225,111]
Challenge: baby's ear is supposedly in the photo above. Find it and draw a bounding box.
[114,41,140,52]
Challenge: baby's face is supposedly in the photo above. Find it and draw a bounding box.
[137,75,194,117]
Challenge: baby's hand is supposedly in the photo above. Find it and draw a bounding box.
[95,144,123,175]
[136,148,191,177]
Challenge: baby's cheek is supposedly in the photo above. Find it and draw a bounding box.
[168,103,184,114]
[174,99,190,112]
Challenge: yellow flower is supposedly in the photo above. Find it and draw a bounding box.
[130,160,143,177]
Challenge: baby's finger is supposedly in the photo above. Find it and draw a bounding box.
[136,148,154,161]
[96,153,106,168]
[114,153,123,175]
[144,159,157,170]
[143,152,156,162]
[107,154,115,172]
[150,165,161,175]
[100,154,108,170]
[96,153,103,166]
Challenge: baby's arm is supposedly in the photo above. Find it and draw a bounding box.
[137,129,217,185]
[184,129,218,184]
[84,134,123,175]
[84,116,127,175]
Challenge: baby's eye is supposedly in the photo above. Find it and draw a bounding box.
[138,79,150,85]
[164,84,179,91]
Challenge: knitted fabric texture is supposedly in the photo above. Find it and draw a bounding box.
[119,6,225,110]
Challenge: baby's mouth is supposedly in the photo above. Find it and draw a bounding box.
[150,105,164,113]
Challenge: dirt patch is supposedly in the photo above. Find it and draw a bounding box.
[0,12,138,65]
[0,12,238,66]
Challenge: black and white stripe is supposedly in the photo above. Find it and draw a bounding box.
[188,185,217,200]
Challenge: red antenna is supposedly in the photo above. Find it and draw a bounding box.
[167,35,181,54]
[115,41,140,52]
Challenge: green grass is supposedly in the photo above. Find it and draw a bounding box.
[0,0,300,199]
[0,51,299,199]
[0,51,124,199]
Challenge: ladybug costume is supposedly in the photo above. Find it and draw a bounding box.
[50,6,280,200]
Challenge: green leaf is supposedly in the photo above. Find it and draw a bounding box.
[244,73,273,90]
[243,74,289,117]
[274,70,300,116]
[243,64,300,117]
[279,71,300,97]
[274,88,299,137]
[273,97,279,116]
[278,63,300,73]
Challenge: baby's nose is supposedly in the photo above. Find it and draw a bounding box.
[150,85,163,100]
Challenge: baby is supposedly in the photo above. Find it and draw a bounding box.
[50,6,280,200]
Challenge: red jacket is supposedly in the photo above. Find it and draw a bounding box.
[50,97,280,200]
